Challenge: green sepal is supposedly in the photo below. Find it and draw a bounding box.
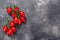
[18,13,20,19]
[13,5,18,8]
[16,12,20,19]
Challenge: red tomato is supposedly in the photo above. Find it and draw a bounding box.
[14,7,19,12]
[12,12,16,18]
[14,17,18,24]
[10,21,15,27]
[20,11,25,17]
[7,29,13,36]
[18,19,22,25]
[7,7,12,14]
[3,25,8,32]
[11,27,16,33]
[20,17,26,23]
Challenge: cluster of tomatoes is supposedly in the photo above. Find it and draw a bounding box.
[3,5,26,36]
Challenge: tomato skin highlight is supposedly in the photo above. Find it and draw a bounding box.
[7,7,12,14]
[10,21,15,27]
[3,25,8,32]
[7,29,13,36]
[20,11,25,17]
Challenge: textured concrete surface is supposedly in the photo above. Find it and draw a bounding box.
[0,0,60,40]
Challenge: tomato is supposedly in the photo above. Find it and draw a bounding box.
[20,11,25,17]
[7,7,12,14]
[7,29,13,36]
[10,21,15,27]
[18,19,22,25]
[14,7,19,12]
[11,27,16,33]
[12,12,17,18]
[14,17,18,24]
[20,17,26,23]
[3,25,8,32]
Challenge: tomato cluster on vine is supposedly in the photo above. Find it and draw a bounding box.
[3,5,26,36]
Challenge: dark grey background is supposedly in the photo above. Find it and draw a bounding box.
[0,0,60,40]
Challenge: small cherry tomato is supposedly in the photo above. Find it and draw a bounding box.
[3,25,8,32]
[12,12,17,18]
[10,21,15,27]
[7,7,12,14]
[11,27,16,33]
[20,17,26,23]
[20,11,25,17]
[14,7,19,12]
[14,17,18,24]
[18,19,22,25]
[7,29,13,36]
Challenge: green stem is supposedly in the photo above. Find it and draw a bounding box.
[7,22,11,29]
[12,9,14,13]
[4,17,11,28]
[16,12,20,19]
